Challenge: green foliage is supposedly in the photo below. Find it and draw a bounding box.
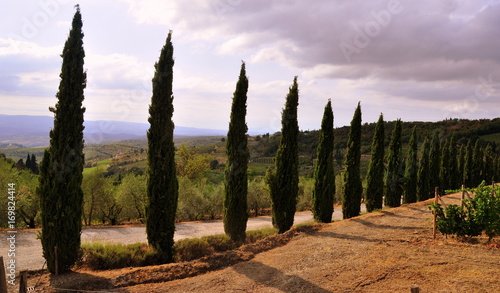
[385,119,404,207]
[417,137,431,201]
[245,227,278,243]
[403,126,418,204]
[80,243,161,270]
[146,31,179,263]
[430,182,500,240]
[428,132,441,193]
[39,6,86,273]
[312,100,335,223]
[342,102,363,219]
[116,174,147,222]
[297,177,314,211]
[224,62,249,244]
[366,114,385,211]
[268,77,300,233]
[247,177,271,217]
[82,167,117,225]
[176,144,212,180]
[174,238,215,262]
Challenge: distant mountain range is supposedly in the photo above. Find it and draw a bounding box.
[0,114,229,147]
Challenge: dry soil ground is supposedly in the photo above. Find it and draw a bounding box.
[15,194,500,292]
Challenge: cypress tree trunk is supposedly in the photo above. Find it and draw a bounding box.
[366,113,385,212]
[312,100,335,223]
[267,77,299,233]
[342,102,362,219]
[223,62,249,244]
[38,6,86,274]
[146,31,178,262]
[385,119,403,207]
[403,126,418,204]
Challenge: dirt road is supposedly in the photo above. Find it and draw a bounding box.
[2,209,342,271]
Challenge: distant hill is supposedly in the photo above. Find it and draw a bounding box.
[0,114,228,147]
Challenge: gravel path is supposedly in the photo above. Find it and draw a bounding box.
[1,210,341,272]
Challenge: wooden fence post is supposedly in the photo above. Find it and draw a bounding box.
[19,271,27,293]
[0,256,7,293]
[55,245,58,276]
[433,187,439,240]
[410,285,420,293]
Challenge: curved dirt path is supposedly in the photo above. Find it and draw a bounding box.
[118,194,500,292]
[3,209,355,272]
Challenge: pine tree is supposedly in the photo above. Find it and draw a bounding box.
[38,6,86,273]
[439,138,450,193]
[223,62,249,243]
[428,132,441,192]
[385,119,403,207]
[366,113,385,212]
[463,140,474,188]
[403,126,418,204]
[146,31,178,262]
[267,77,299,233]
[342,102,362,219]
[312,100,335,223]
[417,137,431,201]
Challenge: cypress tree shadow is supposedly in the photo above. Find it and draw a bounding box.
[233,260,331,293]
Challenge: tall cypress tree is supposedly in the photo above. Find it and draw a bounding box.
[403,126,418,204]
[439,138,451,193]
[385,119,403,207]
[483,144,494,184]
[267,77,299,233]
[428,132,441,192]
[342,102,362,219]
[38,6,86,273]
[26,154,32,171]
[417,137,430,201]
[146,31,178,262]
[458,143,466,186]
[471,140,483,187]
[366,113,385,212]
[312,100,335,223]
[448,135,459,189]
[463,140,473,187]
[223,62,249,243]
[30,154,39,174]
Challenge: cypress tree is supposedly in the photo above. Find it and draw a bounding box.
[366,113,385,212]
[342,102,362,219]
[146,31,178,262]
[26,154,32,171]
[267,77,299,233]
[483,144,494,184]
[403,126,418,204]
[471,140,483,186]
[30,154,39,174]
[38,6,86,273]
[428,132,441,192]
[385,119,403,207]
[312,99,335,223]
[417,137,430,201]
[463,140,474,188]
[457,143,466,185]
[439,138,450,193]
[448,135,459,189]
[223,62,249,243]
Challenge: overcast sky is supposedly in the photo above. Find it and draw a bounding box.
[1,0,500,133]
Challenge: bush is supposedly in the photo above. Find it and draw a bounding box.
[201,234,236,252]
[80,243,162,270]
[430,182,500,241]
[174,238,215,262]
[245,227,277,243]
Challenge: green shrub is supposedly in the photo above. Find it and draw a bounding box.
[245,227,277,243]
[174,238,214,262]
[81,243,161,270]
[201,234,236,252]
